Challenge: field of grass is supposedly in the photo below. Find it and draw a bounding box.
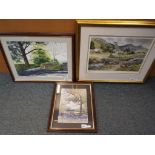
[88,50,146,72]
[14,60,65,75]
[116,64,141,71]
[15,63,39,74]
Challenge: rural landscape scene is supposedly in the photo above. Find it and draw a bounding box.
[7,41,68,76]
[58,88,88,123]
[88,37,153,72]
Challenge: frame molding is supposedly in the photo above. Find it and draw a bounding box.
[48,82,96,132]
[0,32,75,82]
[76,19,155,83]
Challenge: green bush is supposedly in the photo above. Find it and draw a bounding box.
[40,59,63,70]
[15,64,38,74]
[90,41,95,49]
[130,64,141,71]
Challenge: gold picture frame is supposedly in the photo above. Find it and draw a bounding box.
[48,82,96,132]
[76,20,155,83]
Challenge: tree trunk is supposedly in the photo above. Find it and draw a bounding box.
[79,96,82,115]
[23,53,29,66]
[18,42,29,66]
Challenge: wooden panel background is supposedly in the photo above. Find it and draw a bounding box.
[0,19,155,76]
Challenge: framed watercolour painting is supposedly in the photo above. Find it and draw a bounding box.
[76,20,155,83]
[48,82,96,132]
[0,33,74,82]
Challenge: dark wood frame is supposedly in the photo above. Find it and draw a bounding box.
[76,19,155,83]
[48,82,96,132]
[0,33,75,82]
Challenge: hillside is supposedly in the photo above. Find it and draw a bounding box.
[90,38,148,53]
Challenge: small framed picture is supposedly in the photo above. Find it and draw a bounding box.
[76,20,155,83]
[0,33,74,82]
[48,82,96,132]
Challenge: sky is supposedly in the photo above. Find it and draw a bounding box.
[92,36,154,49]
[26,42,67,63]
[47,42,67,63]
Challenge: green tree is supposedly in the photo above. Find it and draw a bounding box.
[90,41,95,49]
[105,43,115,53]
[7,41,32,66]
[32,49,51,66]
[7,41,47,66]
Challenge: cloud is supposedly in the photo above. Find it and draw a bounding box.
[96,36,153,48]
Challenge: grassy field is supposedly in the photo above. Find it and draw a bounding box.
[14,60,66,76]
[88,50,146,72]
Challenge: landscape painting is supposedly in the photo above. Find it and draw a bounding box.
[58,88,88,123]
[6,41,68,77]
[88,36,153,72]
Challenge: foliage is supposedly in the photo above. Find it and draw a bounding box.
[117,64,141,71]
[40,59,63,70]
[90,41,95,49]
[92,38,105,49]
[7,41,32,63]
[91,39,115,53]
[130,64,141,71]
[15,64,38,74]
[102,43,115,53]
[7,41,48,66]
[32,49,51,65]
